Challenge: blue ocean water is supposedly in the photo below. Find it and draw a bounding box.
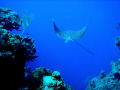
[1,0,120,89]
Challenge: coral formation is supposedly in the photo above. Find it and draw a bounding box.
[0,7,37,89]
[0,28,37,62]
[28,67,52,90]
[0,7,22,30]
[21,8,34,36]
[86,59,120,90]
[28,67,74,90]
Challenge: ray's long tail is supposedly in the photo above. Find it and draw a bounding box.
[73,40,95,55]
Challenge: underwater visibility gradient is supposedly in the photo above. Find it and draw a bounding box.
[1,0,120,90]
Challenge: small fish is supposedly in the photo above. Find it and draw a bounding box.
[116,23,120,30]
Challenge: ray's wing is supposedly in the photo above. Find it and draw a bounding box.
[68,25,87,40]
[53,20,67,39]
[77,25,87,39]
[53,20,61,33]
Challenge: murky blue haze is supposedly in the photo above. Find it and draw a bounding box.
[1,0,120,89]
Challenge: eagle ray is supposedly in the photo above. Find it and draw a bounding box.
[53,20,94,55]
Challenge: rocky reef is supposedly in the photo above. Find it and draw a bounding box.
[0,7,22,30]
[86,59,120,90]
[116,36,120,49]
[0,7,73,90]
[27,67,73,90]
[86,23,120,90]
[0,7,38,89]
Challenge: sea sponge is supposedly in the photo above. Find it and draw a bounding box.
[43,76,56,86]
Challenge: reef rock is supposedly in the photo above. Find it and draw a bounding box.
[86,59,120,90]
[28,67,74,90]
[0,7,37,90]
[0,7,22,30]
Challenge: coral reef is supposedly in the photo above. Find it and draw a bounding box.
[86,59,120,90]
[28,67,74,90]
[0,28,37,62]
[0,7,22,30]
[0,7,73,90]
[0,29,37,89]
[28,67,52,90]
[0,7,37,89]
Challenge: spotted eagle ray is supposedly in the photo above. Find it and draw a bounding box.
[53,20,94,55]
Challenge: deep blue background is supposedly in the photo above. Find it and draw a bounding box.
[1,0,120,89]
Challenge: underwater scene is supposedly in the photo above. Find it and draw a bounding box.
[0,0,120,90]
